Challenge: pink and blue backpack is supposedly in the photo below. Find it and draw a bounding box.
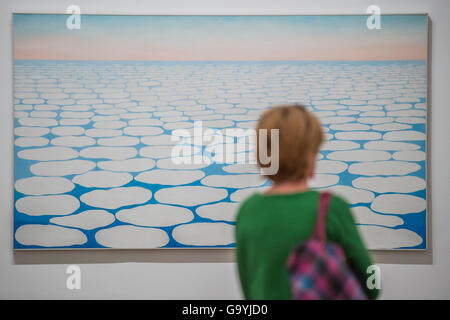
[287,191,367,300]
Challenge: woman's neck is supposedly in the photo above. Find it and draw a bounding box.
[264,179,310,195]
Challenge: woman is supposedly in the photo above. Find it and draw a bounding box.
[235,104,379,300]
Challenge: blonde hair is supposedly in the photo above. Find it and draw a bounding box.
[256,104,324,183]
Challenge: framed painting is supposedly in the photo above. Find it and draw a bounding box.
[13,14,428,249]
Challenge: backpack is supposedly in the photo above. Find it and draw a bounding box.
[287,191,367,300]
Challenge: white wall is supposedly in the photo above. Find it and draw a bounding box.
[1,0,449,299]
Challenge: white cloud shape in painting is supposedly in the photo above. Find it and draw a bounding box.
[315,104,346,111]
[235,121,256,129]
[18,147,78,161]
[371,194,426,214]
[97,136,140,146]
[358,117,394,124]
[196,202,240,221]
[334,131,381,140]
[140,145,200,159]
[85,128,122,138]
[80,187,152,209]
[60,111,94,118]
[123,126,163,136]
[16,195,80,216]
[415,103,426,109]
[30,159,96,176]
[95,225,169,248]
[371,123,412,131]
[121,112,152,120]
[163,122,193,130]
[51,136,96,147]
[392,151,426,161]
[315,160,348,174]
[30,111,57,118]
[135,169,204,185]
[15,127,50,137]
[62,105,91,112]
[357,225,423,249]
[92,115,119,122]
[155,186,228,206]
[200,174,267,188]
[330,123,370,131]
[222,163,260,174]
[387,110,426,117]
[156,157,211,170]
[51,126,85,136]
[363,141,420,151]
[319,116,356,124]
[309,174,339,188]
[50,210,115,230]
[15,177,74,195]
[349,161,421,176]
[172,222,235,246]
[384,103,412,111]
[73,171,133,188]
[352,176,426,193]
[80,147,137,160]
[140,134,180,146]
[116,204,194,227]
[128,119,163,126]
[97,158,155,172]
[395,117,426,124]
[383,130,426,141]
[393,97,420,103]
[323,185,374,204]
[327,150,391,161]
[59,119,91,126]
[351,206,403,227]
[18,118,58,127]
[93,120,127,129]
[15,137,49,147]
[15,224,87,247]
[320,140,360,151]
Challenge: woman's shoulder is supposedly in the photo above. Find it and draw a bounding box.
[235,190,278,226]
[326,191,354,224]
[236,189,352,220]
[236,192,260,216]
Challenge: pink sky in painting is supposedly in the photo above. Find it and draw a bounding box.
[14,15,428,61]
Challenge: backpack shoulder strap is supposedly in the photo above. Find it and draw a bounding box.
[311,191,331,243]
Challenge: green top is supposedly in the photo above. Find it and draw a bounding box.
[235,189,379,300]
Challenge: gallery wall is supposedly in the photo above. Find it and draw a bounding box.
[1,0,449,299]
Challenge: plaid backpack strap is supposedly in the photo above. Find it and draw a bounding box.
[311,191,331,243]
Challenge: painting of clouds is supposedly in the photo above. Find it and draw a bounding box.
[13,14,428,249]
